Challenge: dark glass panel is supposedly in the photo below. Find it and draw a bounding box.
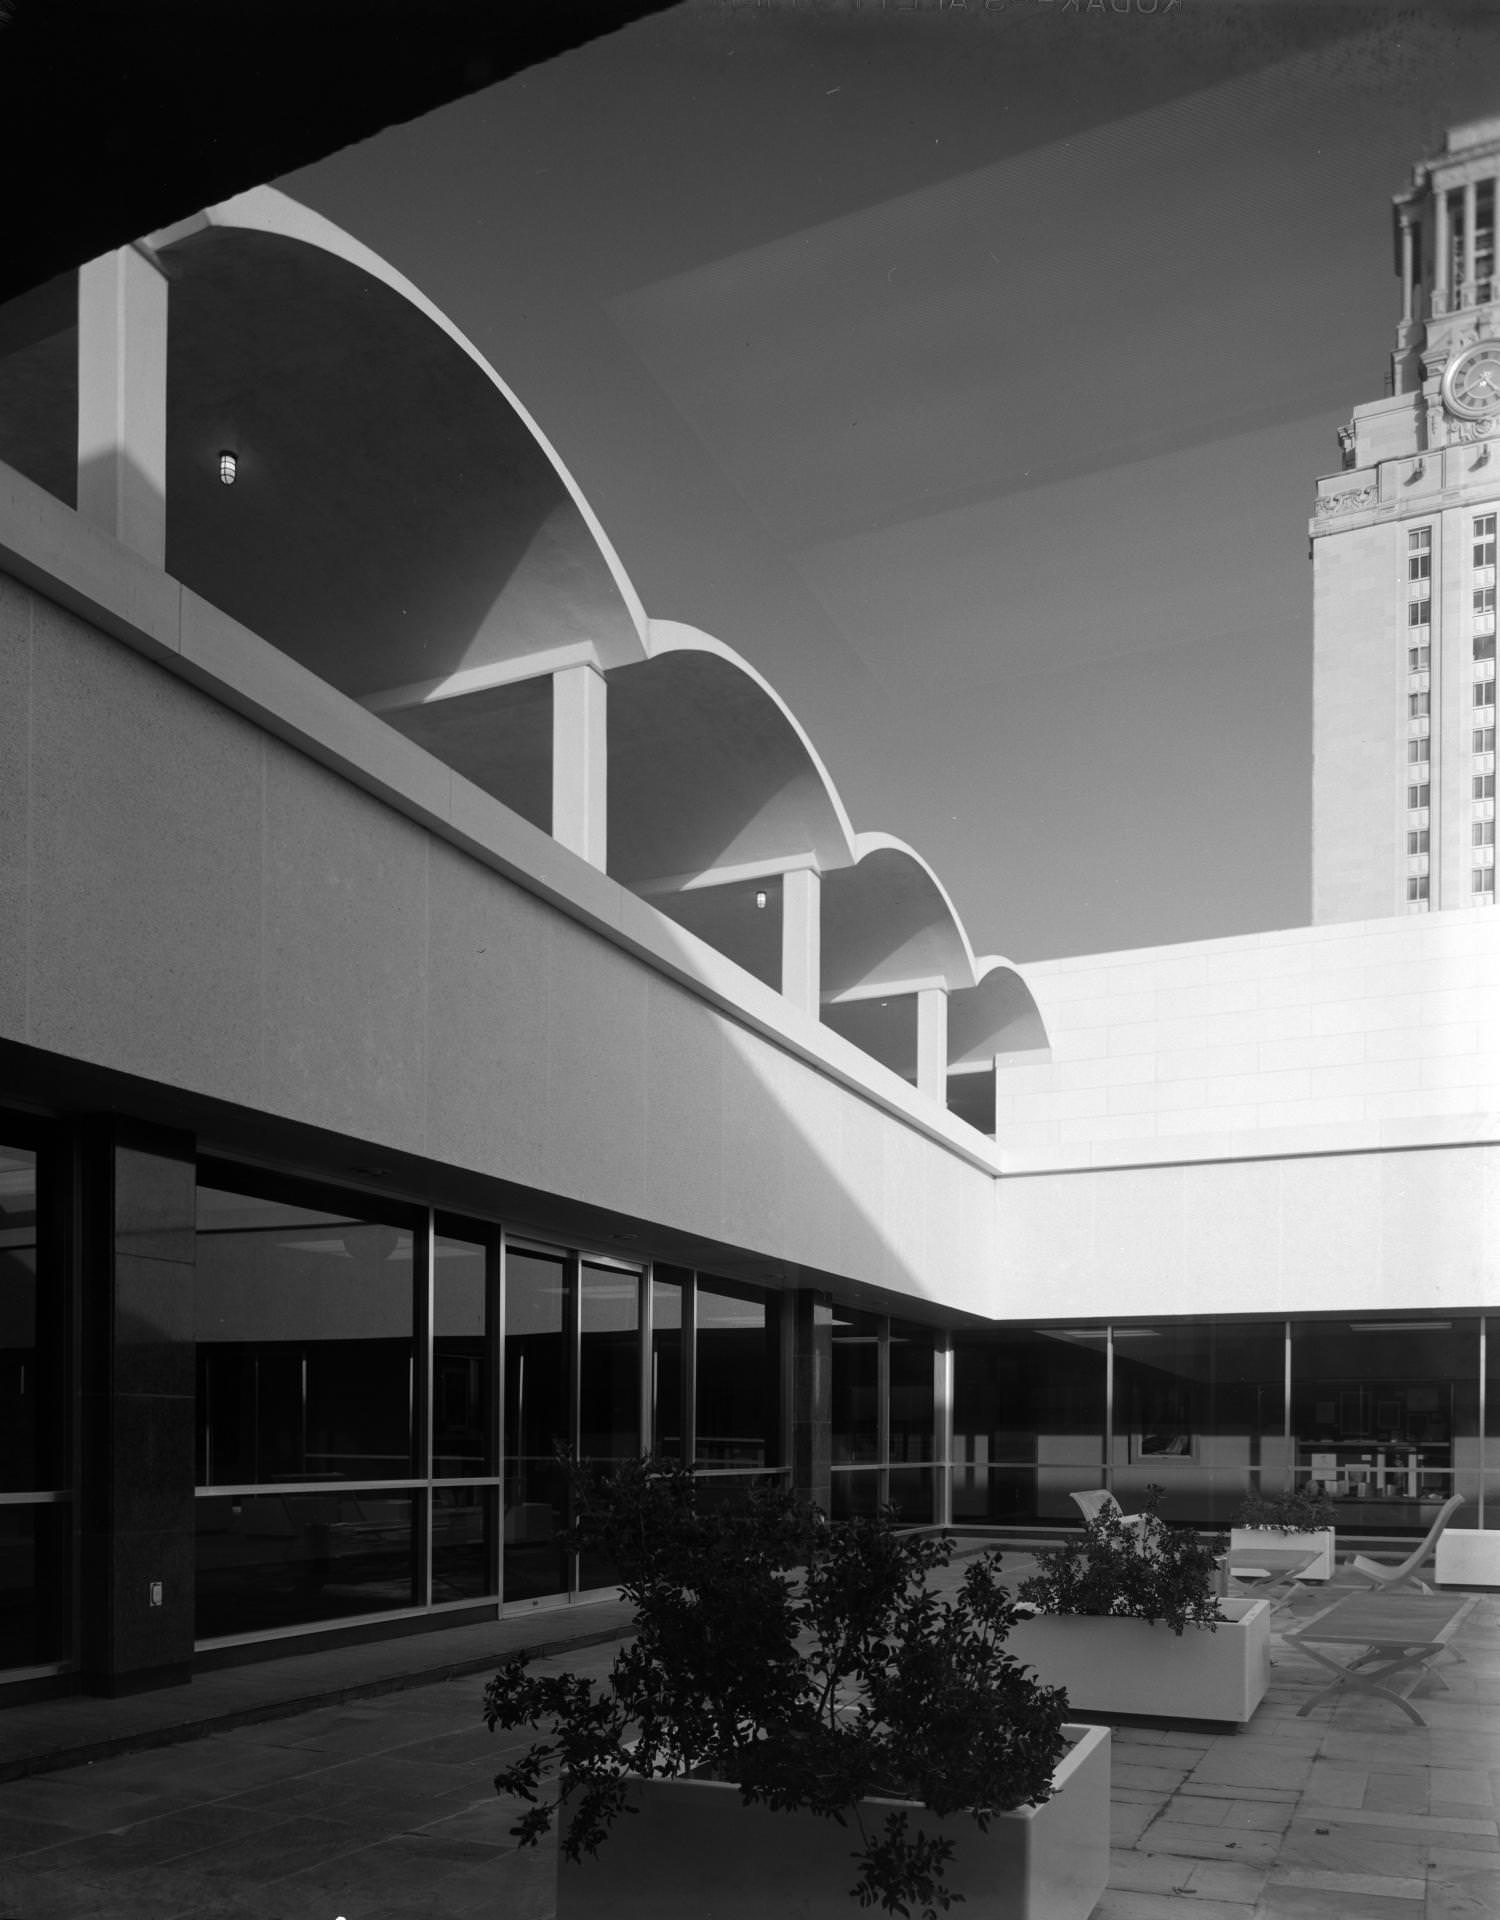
[692,1470,788,1515]
[195,1185,414,1485]
[195,1490,416,1639]
[434,1235,489,1477]
[1292,1316,1479,1534]
[0,1503,68,1667]
[887,1466,935,1524]
[889,1320,936,1463]
[696,1279,773,1470]
[651,1270,685,1461]
[431,1486,495,1602]
[832,1307,880,1465]
[949,1464,1038,1525]
[579,1265,639,1462]
[953,1329,1105,1521]
[503,1248,569,1602]
[1112,1321,1285,1524]
[830,1469,881,1520]
[0,1143,61,1494]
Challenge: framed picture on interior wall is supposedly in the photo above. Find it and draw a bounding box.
[1132,1429,1196,1462]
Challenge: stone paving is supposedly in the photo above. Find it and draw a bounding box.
[0,1559,1494,1918]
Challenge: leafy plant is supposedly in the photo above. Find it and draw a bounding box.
[1018,1485,1224,1636]
[1234,1484,1336,1533]
[483,1458,1070,1919]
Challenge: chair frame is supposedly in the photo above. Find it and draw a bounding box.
[1349,1492,1467,1594]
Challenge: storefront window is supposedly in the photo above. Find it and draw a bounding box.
[433,1233,490,1478]
[832,1308,881,1465]
[651,1269,686,1460]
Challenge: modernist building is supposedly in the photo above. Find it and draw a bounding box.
[1,146,1497,1708]
[1313,115,1500,923]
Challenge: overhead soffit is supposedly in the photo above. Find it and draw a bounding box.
[948,966,1049,1067]
[604,649,851,885]
[158,225,638,701]
[821,847,973,1000]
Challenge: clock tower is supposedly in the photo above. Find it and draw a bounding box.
[1311,115,1500,923]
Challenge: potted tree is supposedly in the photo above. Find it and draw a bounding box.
[483,1459,1110,1920]
[1008,1489,1270,1726]
[1230,1483,1337,1580]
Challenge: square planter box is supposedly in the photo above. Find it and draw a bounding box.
[556,1721,1111,1920]
[1006,1599,1271,1726]
[1229,1526,1335,1581]
[1435,1528,1500,1588]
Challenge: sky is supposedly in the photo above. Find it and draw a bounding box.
[287,0,1500,963]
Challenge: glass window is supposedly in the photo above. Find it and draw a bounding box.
[1409,690,1430,717]
[1410,528,1431,552]
[1408,829,1430,854]
[1476,774,1496,799]
[1292,1317,1479,1531]
[1407,739,1429,763]
[1476,633,1497,660]
[579,1264,640,1464]
[196,1489,416,1639]
[1476,727,1496,753]
[952,1328,1106,1524]
[1475,821,1496,847]
[696,1279,773,1471]
[651,1268,686,1461]
[431,1486,494,1602]
[832,1307,881,1465]
[433,1232,490,1478]
[195,1181,415,1487]
[1409,644,1430,670]
[0,1505,69,1669]
[503,1247,569,1603]
[1408,599,1431,627]
[1475,514,1497,567]
[889,1320,937,1463]
[1111,1321,1286,1524]
[1409,552,1431,581]
[1476,587,1497,615]
[1407,875,1430,901]
[1409,782,1432,807]
[0,1143,62,1495]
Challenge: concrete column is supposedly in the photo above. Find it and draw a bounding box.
[551,662,608,869]
[1464,179,1478,307]
[1400,216,1415,324]
[79,1122,197,1696]
[1435,189,1450,311]
[780,867,821,1018]
[77,246,168,566]
[915,986,948,1103]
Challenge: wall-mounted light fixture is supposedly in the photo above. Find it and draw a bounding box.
[218,449,238,486]
[754,889,768,910]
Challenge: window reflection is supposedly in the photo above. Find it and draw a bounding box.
[434,1234,489,1477]
[651,1269,685,1460]
[696,1279,772,1470]
[503,1249,568,1602]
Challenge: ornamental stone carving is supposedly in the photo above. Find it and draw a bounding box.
[1454,416,1498,442]
[1316,486,1377,517]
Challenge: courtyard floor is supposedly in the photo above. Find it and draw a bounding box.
[0,1551,1494,1919]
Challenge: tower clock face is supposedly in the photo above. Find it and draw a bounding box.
[1442,341,1500,419]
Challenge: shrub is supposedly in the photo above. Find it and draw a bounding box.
[1234,1484,1336,1533]
[483,1458,1070,1919]
[1018,1485,1224,1636]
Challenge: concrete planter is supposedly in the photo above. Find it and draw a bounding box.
[1006,1599,1271,1726]
[1230,1525,1335,1581]
[1435,1528,1500,1588]
[555,1721,1111,1920]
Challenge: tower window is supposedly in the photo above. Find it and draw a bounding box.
[1408,738,1430,763]
[1475,774,1495,799]
[1410,690,1430,717]
[1410,782,1432,807]
[1476,514,1497,568]
[1409,643,1431,669]
[1474,869,1494,893]
[1409,599,1432,627]
[1477,680,1496,707]
[1410,527,1431,551]
[1407,875,1429,901]
[1475,727,1496,752]
[1410,550,1431,582]
[1474,820,1495,847]
[1409,828,1430,854]
[1476,633,1496,660]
